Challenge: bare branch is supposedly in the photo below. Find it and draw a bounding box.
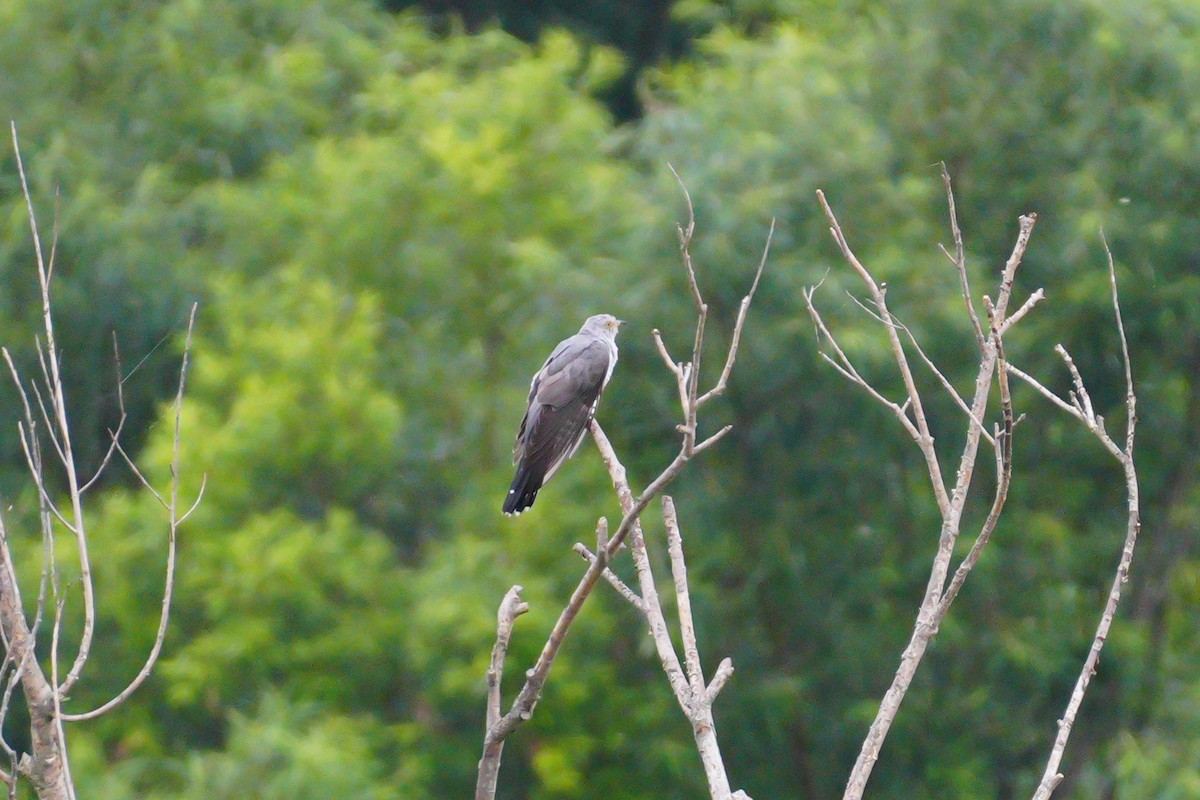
[2,350,77,535]
[1055,345,1095,424]
[697,218,774,408]
[573,543,643,611]
[667,163,703,312]
[28,377,67,468]
[48,595,75,800]
[693,425,734,455]
[940,164,984,348]
[664,496,704,693]
[803,288,923,443]
[45,187,60,286]
[78,334,127,494]
[816,190,950,517]
[489,585,529,733]
[11,123,48,304]
[11,421,78,536]
[0,658,21,762]
[652,328,682,376]
[999,288,1046,335]
[1103,232,1136,453]
[591,425,691,709]
[1005,363,1083,421]
[474,584,529,800]
[177,475,208,525]
[1031,239,1139,800]
[63,304,197,718]
[478,189,765,800]
[935,306,1016,618]
[701,657,735,709]
[1,128,197,800]
[12,122,98,699]
[111,439,167,508]
[856,300,997,448]
[475,518,612,800]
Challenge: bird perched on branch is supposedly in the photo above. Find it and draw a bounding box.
[503,314,622,515]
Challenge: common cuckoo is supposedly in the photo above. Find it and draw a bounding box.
[503,314,622,515]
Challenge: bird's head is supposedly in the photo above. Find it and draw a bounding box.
[581,314,623,339]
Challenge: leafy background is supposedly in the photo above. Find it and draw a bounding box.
[0,0,1198,797]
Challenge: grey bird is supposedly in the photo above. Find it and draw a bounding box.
[503,314,622,515]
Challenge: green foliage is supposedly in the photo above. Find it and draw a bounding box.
[72,693,418,799]
[0,0,1197,797]
[161,268,404,528]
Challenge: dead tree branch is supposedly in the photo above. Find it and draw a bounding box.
[60,306,200,723]
[0,123,200,799]
[807,178,1036,800]
[1010,235,1139,800]
[476,187,769,800]
[811,178,1139,800]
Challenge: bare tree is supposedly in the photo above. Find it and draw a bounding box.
[806,170,1139,800]
[476,173,769,800]
[0,125,203,800]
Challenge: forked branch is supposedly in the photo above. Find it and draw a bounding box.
[0,122,201,799]
[1012,235,1139,800]
[811,177,1139,800]
[476,183,768,800]
[807,179,1036,800]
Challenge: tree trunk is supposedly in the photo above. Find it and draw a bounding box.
[0,543,72,800]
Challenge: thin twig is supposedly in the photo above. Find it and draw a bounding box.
[79,333,127,494]
[999,289,1046,335]
[667,164,704,312]
[12,123,97,699]
[653,329,682,376]
[701,658,735,709]
[817,191,950,516]
[847,296,997,448]
[573,543,643,611]
[803,290,923,443]
[697,218,774,409]
[62,306,199,720]
[1005,363,1083,421]
[940,163,984,348]
[49,595,75,800]
[1031,237,1139,800]
[28,376,67,468]
[10,418,79,536]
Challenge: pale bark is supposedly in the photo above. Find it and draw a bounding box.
[808,182,1033,800]
[0,123,199,799]
[475,180,768,800]
[810,176,1140,800]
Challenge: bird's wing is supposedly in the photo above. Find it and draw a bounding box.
[512,337,575,463]
[513,337,611,478]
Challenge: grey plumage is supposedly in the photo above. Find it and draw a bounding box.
[503,314,621,515]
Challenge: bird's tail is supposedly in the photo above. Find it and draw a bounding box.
[502,463,543,516]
